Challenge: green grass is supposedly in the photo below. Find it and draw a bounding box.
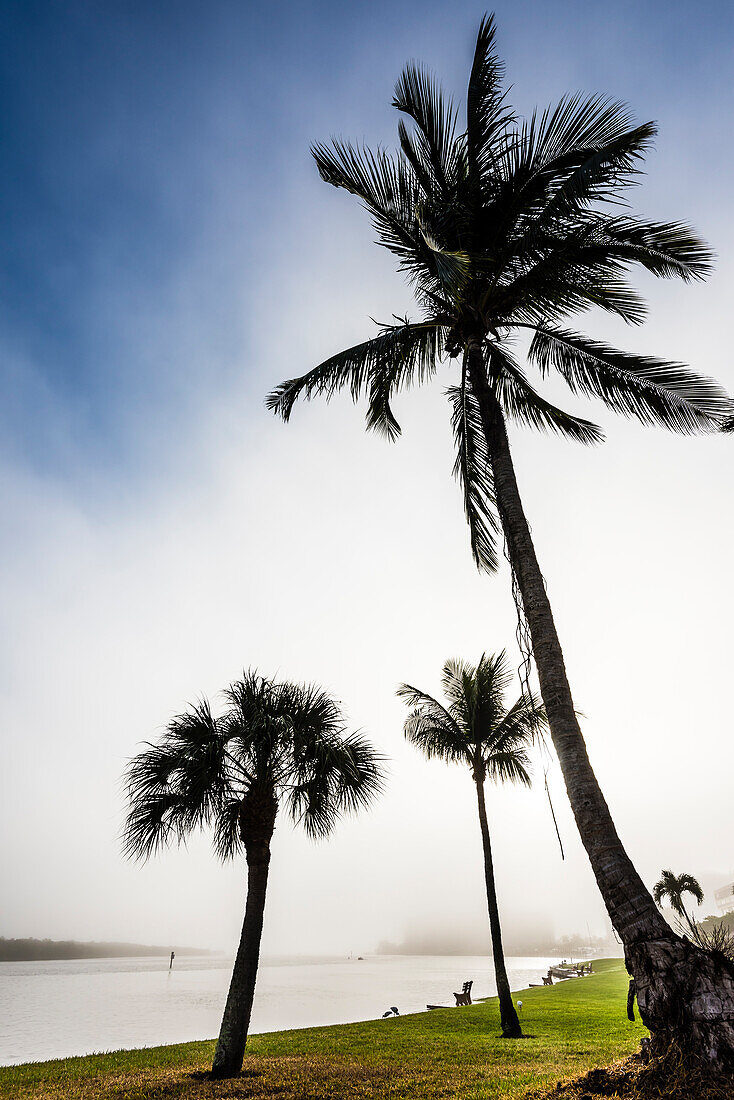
[0,958,645,1099]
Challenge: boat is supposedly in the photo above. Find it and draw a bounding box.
[548,965,578,980]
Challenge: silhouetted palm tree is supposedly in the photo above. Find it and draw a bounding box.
[654,870,704,936]
[399,652,546,1037]
[267,15,734,1058]
[123,671,383,1078]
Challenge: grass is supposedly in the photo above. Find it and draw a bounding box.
[0,958,645,1099]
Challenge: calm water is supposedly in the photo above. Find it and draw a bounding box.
[0,953,560,1065]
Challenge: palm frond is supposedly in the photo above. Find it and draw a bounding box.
[266,321,445,439]
[531,121,656,225]
[212,797,245,861]
[392,63,458,195]
[470,651,513,738]
[491,689,547,751]
[122,788,185,860]
[509,94,642,186]
[397,682,468,763]
[466,13,514,187]
[329,733,386,816]
[287,729,384,839]
[123,701,229,861]
[677,873,705,907]
[312,140,416,240]
[278,680,345,745]
[222,672,288,782]
[530,326,730,432]
[448,376,501,573]
[489,344,604,444]
[598,217,713,281]
[440,656,478,730]
[312,139,459,287]
[485,748,532,786]
[416,215,471,297]
[652,874,669,907]
[495,242,649,326]
[270,681,384,838]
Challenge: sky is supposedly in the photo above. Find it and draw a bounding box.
[1,0,733,958]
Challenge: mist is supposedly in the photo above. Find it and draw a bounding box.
[2,0,733,963]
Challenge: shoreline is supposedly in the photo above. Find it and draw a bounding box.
[0,960,645,1099]
[1,959,635,1073]
[0,953,610,1069]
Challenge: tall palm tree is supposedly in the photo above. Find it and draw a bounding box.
[398,652,546,1037]
[123,671,383,1079]
[266,15,734,1060]
[654,870,704,936]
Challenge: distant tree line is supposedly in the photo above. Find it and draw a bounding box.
[376,929,619,959]
[697,912,734,936]
[0,938,211,961]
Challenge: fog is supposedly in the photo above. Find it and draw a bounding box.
[2,0,733,960]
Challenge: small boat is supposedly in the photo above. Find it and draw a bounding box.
[548,966,577,980]
[426,1003,449,1010]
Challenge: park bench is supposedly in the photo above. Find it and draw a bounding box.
[454,980,473,1006]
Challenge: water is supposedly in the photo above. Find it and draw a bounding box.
[0,953,560,1066]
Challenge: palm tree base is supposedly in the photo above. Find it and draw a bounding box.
[531,1044,733,1099]
[208,1067,236,1080]
[628,933,734,1066]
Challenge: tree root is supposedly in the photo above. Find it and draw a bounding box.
[526,1041,734,1099]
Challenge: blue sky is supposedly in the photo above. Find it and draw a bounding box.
[3,0,733,483]
[2,2,733,954]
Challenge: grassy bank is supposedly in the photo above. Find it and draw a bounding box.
[1,958,645,1099]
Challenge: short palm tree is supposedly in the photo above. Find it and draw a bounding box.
[654,870,704,936]
[123,671,383,1079]
[266,15,734,1058]
[398,652,546,1037]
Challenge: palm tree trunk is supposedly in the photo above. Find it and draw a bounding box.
[679,903,698,939]
[210,852,270,1077]
[466,342,734,1065]
[474,776,522,1037]
[211,787,278,1079]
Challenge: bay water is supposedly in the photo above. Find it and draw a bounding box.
[0,953,561,1065]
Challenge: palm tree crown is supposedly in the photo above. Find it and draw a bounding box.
[398,651,544,784]
[123,670,384,861]
[653,869,704,928]
[267,14,731,573]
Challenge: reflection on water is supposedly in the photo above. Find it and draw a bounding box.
[0,953,559,1065]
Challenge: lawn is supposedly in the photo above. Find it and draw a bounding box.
[0,958,645,1099]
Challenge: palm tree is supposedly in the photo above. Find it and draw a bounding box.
[266,15,734,1060]
[398,652,546,1037]
[654,870,704,936]
[123,671,383,1079]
